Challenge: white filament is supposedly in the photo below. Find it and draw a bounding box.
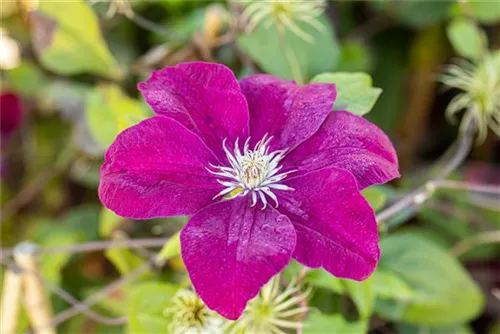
[207,135,295,209]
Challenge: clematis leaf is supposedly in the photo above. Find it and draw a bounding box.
[304,310,368,334]
[372,269,414,301]
[238,15,339,82]
[99,207,124,238]
[375,233,484,326]
[362,186,387,212]
[370,1,452,28]
[86,84,149,148]
[398,323,474,334]
[128,282,179,333]
[342,277,375,319]
[337,40,373,73]
[311,72,382,115]
[466,1,500,24]
[4,62,47,97]
[29,0,121,78]
[105,233,149,277]
[157,231,181,262]
[447,18,487,60]
[304,269,344,294]
[38,229,82,285]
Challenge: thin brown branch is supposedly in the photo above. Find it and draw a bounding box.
[426,199,491,231]
[50,262,151,328]
[0,143,73,225]
[343,13,394,41]
[41,237,169,255]
[451,231,500,257]
[0,168,58,224]
[1,237,169,262]
[2,259,125,327]
[41,273,126,326]
[432,180,500,195]
[376,119,475,224]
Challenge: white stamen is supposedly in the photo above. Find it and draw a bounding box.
[207,135,295,209]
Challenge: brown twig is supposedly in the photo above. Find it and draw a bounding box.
[42,237,169,255]
[451,231,500,257]
[0,143,72,225]
[376,119,475,224]
[1,237,169,262]
[343,13,394,41]
[50,262,151,328]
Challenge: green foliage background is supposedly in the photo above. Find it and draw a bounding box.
[1,1,499,333]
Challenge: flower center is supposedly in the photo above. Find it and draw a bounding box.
[208,135,295,209]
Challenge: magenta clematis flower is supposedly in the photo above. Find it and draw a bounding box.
[1,91,24,178]
[1,91,23,142]
[99,62,399,319]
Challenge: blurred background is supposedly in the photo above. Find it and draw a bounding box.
[0,1,499,333]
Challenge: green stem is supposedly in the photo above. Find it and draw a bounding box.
[277,27,304,84]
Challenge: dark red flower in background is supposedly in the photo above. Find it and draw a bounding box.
[1,91,23,141]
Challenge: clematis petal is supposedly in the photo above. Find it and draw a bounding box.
[277,168,379,281]
[181,197,296,320]
[138,62,249,160]
[99,116,222,219]
[240,74,336,151]
[283,110,399,190]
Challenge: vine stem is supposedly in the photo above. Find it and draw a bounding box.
[1,237,169,262]
[277,26,304,84]
[451,231,500,257]
[0,142,73,226]
[50,262,151,328]
[376,119,476,224]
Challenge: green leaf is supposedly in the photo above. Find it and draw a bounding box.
[362,186,387,212]
[304,269,344,294]
[371,1,452,28]
[4,62,47,97]
[99,207,124,238]
[128,282,179,333]
[372,269,413,301]
[447,18,487,60]
[467,1,500,24]
[30,0,121,78]
[105,246,146,276]
[39,229,82,284]
[105,233,147,276]
[398,323,474,334]
[311,72,382,115]
[157,232,181,262]
[83,286,129,316]
[304,310,367,334]
[86,84,149,148]
[376,234,484,326]
[337,40,373,73]
[342,277,375,319]
[238,15,339,82]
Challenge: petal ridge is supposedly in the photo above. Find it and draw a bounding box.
[181,197,296,319]
[138,61,250,160]
[283,110,399,189]
[99,115,222,219]
[240,74,336,151]
[277,167,380,281]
